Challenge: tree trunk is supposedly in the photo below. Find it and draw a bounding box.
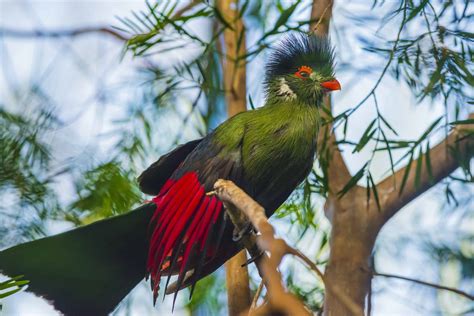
[217,0,251,315]
[309,1,374,313]
[323,193,379,315]
[225,251,251,316]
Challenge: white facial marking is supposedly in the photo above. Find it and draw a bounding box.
[310,72,323,81]
[277,78,297,101]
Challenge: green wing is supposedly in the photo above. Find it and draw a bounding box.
[138,139,202,195]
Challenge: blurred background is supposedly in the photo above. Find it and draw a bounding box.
[0,0,472,315]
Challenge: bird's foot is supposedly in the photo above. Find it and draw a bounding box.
[232,222,254,242]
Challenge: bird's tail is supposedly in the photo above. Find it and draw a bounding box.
[0,203,155,316]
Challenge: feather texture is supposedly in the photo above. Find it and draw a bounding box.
[264,32,335,85]
[147,172,225,305]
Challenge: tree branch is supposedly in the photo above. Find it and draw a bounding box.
[374,272,474,301]
[172,0,201,19]
[213,179,364,316]
[0,26,129,41]
[224,251,251,316]
[310,0,354,198]
[0,1,201,42]
[310,0,333,36]
[377,113,474,223]
[250,281,264,311]
[217,0,247,117]
[217,0,251,314]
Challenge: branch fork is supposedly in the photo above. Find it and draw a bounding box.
[212,179,363,316]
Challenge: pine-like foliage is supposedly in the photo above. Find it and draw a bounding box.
[0,0,472,314]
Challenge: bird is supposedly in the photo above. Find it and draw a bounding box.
[0,33,340,315]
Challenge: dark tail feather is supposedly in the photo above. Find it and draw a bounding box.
[0,204,155,316]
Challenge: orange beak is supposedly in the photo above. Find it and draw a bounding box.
[320,79,341,91]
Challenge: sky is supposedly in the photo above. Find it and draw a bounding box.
[0,0,472,315]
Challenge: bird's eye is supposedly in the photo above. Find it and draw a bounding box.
[300,71,310,78]
[295,66,313,79]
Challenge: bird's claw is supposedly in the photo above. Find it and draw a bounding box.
[232,222,254,242]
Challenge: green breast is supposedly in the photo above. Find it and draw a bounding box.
[212,100,320,211]
[241,102,319,192]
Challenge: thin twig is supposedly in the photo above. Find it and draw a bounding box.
[375,272,474,301]
[172,0,201,19]
[0,1,201,42]
[367,255,375,316]
[250,281,264,310]
[289,248,364,316]
[310,0,354,195]
[311,2,331,34]
[346,1,408,116]
[0,26,129,41]
[217,1,251,314]
[367,275,373,316]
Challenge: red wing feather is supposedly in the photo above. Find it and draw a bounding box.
[147,172,224,303]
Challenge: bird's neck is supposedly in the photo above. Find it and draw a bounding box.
[261,97,321,134]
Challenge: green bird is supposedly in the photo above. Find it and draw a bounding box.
[0,33,340,315]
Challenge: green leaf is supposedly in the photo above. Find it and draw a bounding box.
[353,119,377,153]
[0,288,23,299]
[175,8,213,23]
[69,161,142,223]
[417,116,443,145]
[272,1,299,31]
[406,0,430,22]
[379,114,398,135]
[450,119,474,125]
[425,141,433,183]
[248,94,256,110]
[367,172,381,211]
[213,7,234,30]
[414,146,423,188]
[238,0,250,18]
[399,151,414,195]
[0,276,29,299]
[445,185,459,206]
[338,163,367,198]
[421,56,446,99]
[261,1,300,40]
[366,173,371,206]
[380,129,395,176]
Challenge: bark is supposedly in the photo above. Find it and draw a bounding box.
[377,116,474,225]
[6,0,471,314]
[217,0,251,315]
[310,1,375,314]
[310,1,474,314]
[311,0,353,208]
[225,255,251,316]
[213,180,363,316]
[218,0,247,118]
[323,114,473,315]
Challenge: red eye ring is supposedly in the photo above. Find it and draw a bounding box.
[295,65,313,79]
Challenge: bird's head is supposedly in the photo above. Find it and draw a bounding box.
[264,33,340,106]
